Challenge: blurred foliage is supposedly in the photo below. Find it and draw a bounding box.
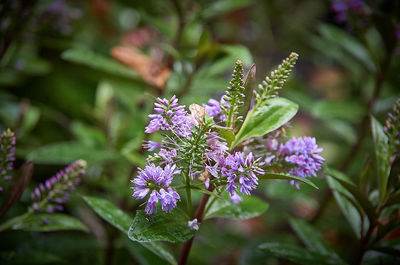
[0,0,399,264]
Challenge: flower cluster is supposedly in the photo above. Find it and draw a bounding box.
[383,99,400,153]
[31,160,86,213]
[132,54,325,215]
[224,152,264,203]
[331,0,368,23]
[145,95,194,138]
[132,163,180,215]
[0,129,16,191]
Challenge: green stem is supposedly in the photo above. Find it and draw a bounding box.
[0,210,33,232]
[185,180,193,217]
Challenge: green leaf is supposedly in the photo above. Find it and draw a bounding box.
[83,196,176,264]
[326,167,376,223]
[259,173,318,189]
[232,97,298,147]
[128,207,196,243]
[258,242,348,265]
[12,214,88,232]
[289,218,342,261]
[83,196,131,233]
[202,0,254,19]
[204,192,268,220]
[371,116,391,202]
[318,24,376,73]
[326,171,362,238]
[217,128,235,146]
[236,64,256,132]
[62,47,140,79]
[0,161,33,218]
[27,142,122,165]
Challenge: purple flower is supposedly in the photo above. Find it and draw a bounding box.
[31,160,86,213]
[221,152,264,203]
[204,99,222,118]
[159,188,180,213]
[145,190,159,215]
[0,129,16,191]
[145,96,194,137]
[131,163,181,214]
[188,218,199,230]
[205,132,228,162]
[279,136,324,181]
[143,141,162,151]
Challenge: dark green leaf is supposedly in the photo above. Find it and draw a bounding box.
[289,218,342,261]
[232,97,298,147]
[27,142,122,164]
[260,173,318,189]
[128,207,196,243]
[326,167,376,223]
[62,47,140,79]
[318,24,376,73]
[0,161,33,218]
[83,196,176,264]
[258,242,348,265]
[216,128,235,147]
[202,0,254,19]
[326,173,362,238]
[236,64,256,132]
[371,116,391,202]
[83,196,131,233]
[204,192,268,220]
[12,214,88,232]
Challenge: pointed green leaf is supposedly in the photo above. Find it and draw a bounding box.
[236,64,256,131]
[27,142,122,164]
[289,218,342,261]
[128,207,196,243]
[204,192,268,220]
[62,47,140,79]
[259,173,318,189]
[326,168,375,223]
[326,171,362,238]
[371,116,391,202]
[12,214,88,232]
[83,196,131,232]
[232,97,298,147]
[83,196,176,264]
[258,242,348,265]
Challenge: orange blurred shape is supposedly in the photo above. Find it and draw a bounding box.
[111,46,170,89]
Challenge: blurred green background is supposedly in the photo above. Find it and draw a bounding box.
[0,0,399,264]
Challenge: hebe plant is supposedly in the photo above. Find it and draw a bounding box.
[128,53,325,264]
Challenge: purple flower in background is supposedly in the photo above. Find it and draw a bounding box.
[31,160,86,213]
[205,132,228,162]
[146,96,194,137]
[131,163,181,214]
[0,129,16,191]
[222,152,264,204]
[279,136,324,183]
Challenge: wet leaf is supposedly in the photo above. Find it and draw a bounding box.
[83,196,177,264]
[12,214,88,232]
[204,192,268,220]
[128,207,195,243]
[259,173,318,189]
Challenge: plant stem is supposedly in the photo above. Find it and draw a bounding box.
[178,186,214,265]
